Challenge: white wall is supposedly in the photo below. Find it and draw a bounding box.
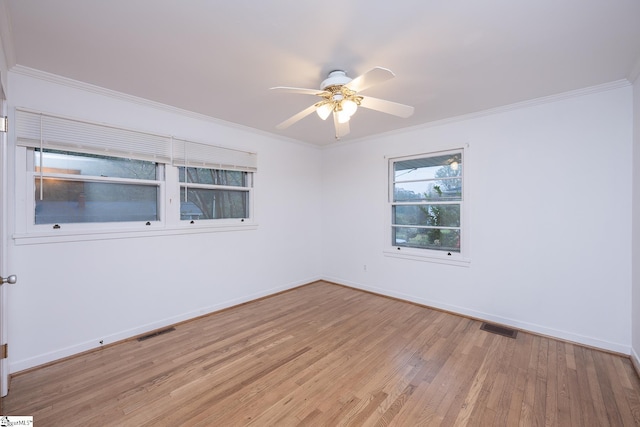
[322,84,634,353]
[4,70,636,373]
[632,75,640,364]
[6,71,324,372]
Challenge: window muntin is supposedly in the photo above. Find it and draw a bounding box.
[179,167,251,220]
[15,108,258,239]
[32,149,161,225]
[35,149,158,180]
[392,205,460,227]
[391,151,463,253]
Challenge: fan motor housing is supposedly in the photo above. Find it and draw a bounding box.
[321,70,352,90]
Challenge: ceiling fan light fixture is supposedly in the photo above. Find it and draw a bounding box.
[316,103,333,120]
[337,109,351,124]
[271,66,414,140]
[341,99,358,117]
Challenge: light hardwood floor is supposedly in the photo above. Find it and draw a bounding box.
[3,281,640,426]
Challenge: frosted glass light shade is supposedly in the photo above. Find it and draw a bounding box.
[342,99,358,117]
[316,103,333,121]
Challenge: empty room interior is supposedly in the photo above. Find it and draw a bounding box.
[1,1,640,425]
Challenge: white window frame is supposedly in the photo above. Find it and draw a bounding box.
[384,146,470,267]
[178,166,254,224]
[12,108,258,245]
[26,148,166,232]
[172,137,255,226]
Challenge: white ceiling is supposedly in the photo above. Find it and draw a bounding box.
[3,0,640,146]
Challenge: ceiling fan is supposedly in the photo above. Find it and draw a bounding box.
[270,67,415,140]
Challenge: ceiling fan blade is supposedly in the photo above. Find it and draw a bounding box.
[276,103,320,129]
[359,96,415,118]
[270,86,329,96]
[333,113,351,140]
[345,67,395,93]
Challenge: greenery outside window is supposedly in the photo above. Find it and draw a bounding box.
[179,167,251,220]
[389,149,466,263]
[14,108,258,242]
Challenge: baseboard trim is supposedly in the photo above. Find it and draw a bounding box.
[9,276,631,378]
[9,276,322,375]
[631,348,640,379]
[322,276,630,356]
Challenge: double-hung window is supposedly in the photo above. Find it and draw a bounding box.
[16,109,171,232]
[178,167,251,220]
[34,149,162,225]
[172,138,254,222]
[14,108,257,240]
[388,148,468,265]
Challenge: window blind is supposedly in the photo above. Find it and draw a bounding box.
[172,138,257,172]
[15,109,258,172]
[15,109,173,163]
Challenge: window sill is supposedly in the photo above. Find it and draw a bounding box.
[383,248,471,267]
[13,222,258,245]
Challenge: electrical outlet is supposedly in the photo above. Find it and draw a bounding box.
[363,264,367,271]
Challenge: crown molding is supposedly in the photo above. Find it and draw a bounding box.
[629,55,640,84]
[0,0,15,69]
[10,65,232,123]
[9,65,320,150]
[417,79,632,129]
[325,79,632,150]
[10,65,630,152]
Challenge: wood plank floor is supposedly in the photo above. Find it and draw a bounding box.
[3,281,640,426]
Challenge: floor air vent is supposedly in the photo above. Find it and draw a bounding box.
[137,327,176,342]
[480,322,518,339]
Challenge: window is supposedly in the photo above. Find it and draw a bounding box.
[179,167,251,220]
[388,148,468,264]
[34,149,162,225]
[14,108,257,241]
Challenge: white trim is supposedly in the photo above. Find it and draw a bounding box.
[631,347,640,376]
[324,79,632,150]
[10,66,234,127]
[419,80,631,127]
[13,222,258,246]
[383,249,471,267]
[9,65,319,149]
[14,114,258,236]
[8,275,321,373]
[385,145,470,266]
[628,56,640,84]
[0,93,8,396]
[325,277,631,355]
[0,0,16,70]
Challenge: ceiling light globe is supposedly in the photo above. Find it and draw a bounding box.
[342,99,358,117]
[316,104,333,121]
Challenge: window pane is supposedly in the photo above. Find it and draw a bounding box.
[35,149,157,180]
[180,188,248,220]
[394,154,462,181]
[394,178,462,202]
[35,178,158,224]
[392,226,460,252]
[393,204,460,227]
[179,167,247,187]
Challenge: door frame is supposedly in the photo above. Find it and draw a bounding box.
[1,86,9,398]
